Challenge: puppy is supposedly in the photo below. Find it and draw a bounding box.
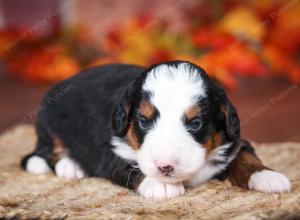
[21,61,291,199]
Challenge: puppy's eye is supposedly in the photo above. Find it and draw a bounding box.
[137,115,151,130]
[187,118,202,132]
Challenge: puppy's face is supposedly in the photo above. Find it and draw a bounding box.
[112,61,240,183]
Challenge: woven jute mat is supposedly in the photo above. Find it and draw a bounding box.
[0,125,299,220]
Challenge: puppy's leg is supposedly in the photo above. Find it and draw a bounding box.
[137,177,185,199]
[94,149,184,199]
[225,140,291,193]
[55,157,86,179]
[22,126,85,180]
[21,129,53,174]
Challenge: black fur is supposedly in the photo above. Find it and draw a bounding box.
[22,64,146,189]
[207,80,240,141]
[111,72,148,137]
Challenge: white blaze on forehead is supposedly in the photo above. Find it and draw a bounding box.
[143,63,206,116]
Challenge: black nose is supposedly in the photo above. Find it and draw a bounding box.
[158,165,174,175]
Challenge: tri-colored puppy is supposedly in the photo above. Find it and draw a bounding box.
[22,61,291,199]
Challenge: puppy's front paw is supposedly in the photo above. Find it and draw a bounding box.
[137,177,185,199]
[248,170,291,193]
[55,157,86,179]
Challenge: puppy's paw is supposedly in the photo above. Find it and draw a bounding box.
[137,177,185,199]
[26,156,51,174]
[55,157,86,179]
[248,170,291,193]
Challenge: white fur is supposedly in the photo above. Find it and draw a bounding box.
[137,63,207,183]
[186,143,236,187]
[208,143,236,163]
[26,156,51,174]
[143,63,206,107]
[55,157,85,179]
[248,170,291,193]
[111,137,137,161]
[137,176,185,199]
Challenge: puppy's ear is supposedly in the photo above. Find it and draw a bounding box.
[220,98,240,140]
[213,85,240,140]
[112,83,137,137]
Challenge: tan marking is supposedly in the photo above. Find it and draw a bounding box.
[204,132,223,156]
[126,122,141,150]
[125,100,152,150]
[227,148,268,189]
[50,135,68,165]
[185,105,201,120]
[221,106,229,124]
[138,100,155,119]
[124,104,130,115]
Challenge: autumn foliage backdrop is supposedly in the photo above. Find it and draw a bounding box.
[0,0,299,90]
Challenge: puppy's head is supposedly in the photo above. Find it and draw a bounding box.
[112,61,240,183]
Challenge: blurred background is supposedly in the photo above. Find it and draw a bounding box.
[0,0,299,142]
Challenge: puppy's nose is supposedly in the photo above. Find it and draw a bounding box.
[158,165,174,175]
[158,165,174,174]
